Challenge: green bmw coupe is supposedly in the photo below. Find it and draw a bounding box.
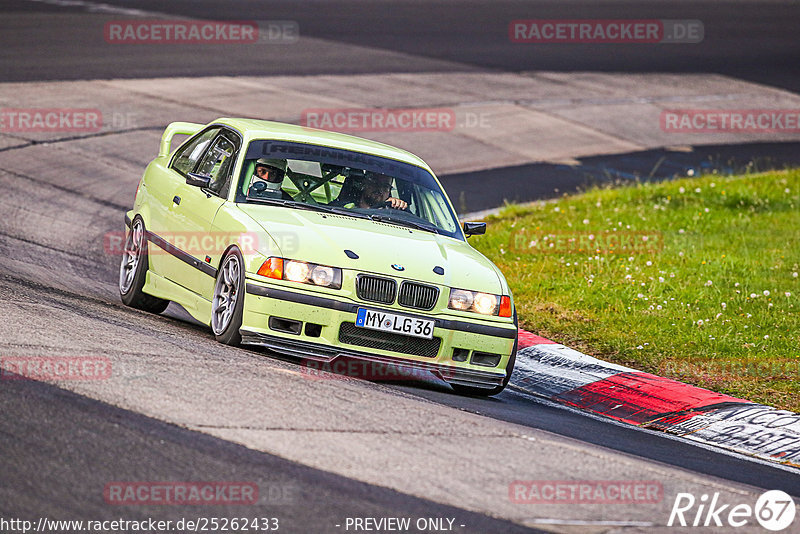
[120,118,517,395]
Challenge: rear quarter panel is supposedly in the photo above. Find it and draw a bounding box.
[132,155,177,276]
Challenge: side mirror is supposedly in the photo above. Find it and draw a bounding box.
[186,173,211,188]
[463,221,487,237]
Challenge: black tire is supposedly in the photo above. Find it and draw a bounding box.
[119,216,169,314]
[211,248,245,346]
[451,308,518,397]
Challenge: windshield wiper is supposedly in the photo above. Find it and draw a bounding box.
[369,214,440,234]
[245,198,371,219]
[243,197,290,207]
[285,202,372,220]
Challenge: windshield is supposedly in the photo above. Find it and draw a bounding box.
[235,140,463,240]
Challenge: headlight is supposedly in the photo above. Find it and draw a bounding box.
[448,288,512,317]
[257,257,342,289]
[310,265,335,286]
[473,292,498,315]
[284,260,310,282]
[448,289,474,310]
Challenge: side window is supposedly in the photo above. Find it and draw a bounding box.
[195,134,238,196]
[170,128,220,176]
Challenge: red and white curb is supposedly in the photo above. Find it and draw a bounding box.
[513,330,800,468]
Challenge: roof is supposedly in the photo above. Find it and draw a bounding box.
[213,118,434,173]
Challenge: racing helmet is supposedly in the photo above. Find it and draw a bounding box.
[255,158,286,184]
[254,158,287,190]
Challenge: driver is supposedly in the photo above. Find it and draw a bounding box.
[357,172,407,209]
[248,158,292,200]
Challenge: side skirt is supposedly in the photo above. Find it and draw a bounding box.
[143,270,211,325]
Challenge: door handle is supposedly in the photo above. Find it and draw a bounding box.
[173,196,181,205]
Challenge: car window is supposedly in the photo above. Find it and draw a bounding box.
[235,141,464,240]
[170,127,220,176]
[195,134,238,196]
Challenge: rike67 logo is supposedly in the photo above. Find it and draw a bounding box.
[669,490,796,531]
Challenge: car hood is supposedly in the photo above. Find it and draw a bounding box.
[236,204,505,294]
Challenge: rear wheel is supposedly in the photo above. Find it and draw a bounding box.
[451,308,518,397]
[119,216,169,313]
[211,248,245,346]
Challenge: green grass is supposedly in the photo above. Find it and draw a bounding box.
[471,169,800,411]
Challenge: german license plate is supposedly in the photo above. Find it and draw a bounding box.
[355,308,434,339]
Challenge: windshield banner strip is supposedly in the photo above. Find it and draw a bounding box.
[246,140,430,185]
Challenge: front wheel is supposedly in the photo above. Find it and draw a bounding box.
[119,216,169,314]
[211,248,245,346]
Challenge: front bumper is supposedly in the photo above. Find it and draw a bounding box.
[241,280,516,389]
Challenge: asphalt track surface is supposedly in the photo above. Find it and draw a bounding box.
[3,0,800,531]
[2,266,799,527]
[3,0,799,93]
[443,141,800,213]
[0,377,541,533]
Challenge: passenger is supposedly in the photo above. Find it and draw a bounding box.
[334,171,407,209]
